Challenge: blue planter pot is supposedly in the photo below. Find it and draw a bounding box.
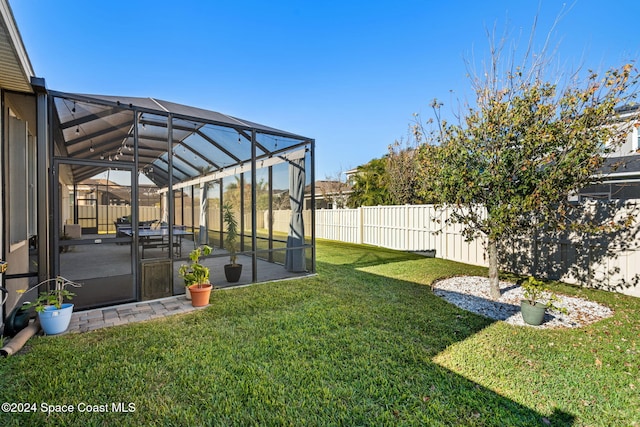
[38,303,74,335]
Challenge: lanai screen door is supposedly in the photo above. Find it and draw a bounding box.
[53,161,137,309]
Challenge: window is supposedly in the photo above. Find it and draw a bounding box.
[5,92,38,251]
[7,114,28,248]
[28,133,37,237]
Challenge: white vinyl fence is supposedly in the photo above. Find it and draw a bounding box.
[314,204,640,298]
[316,205,486,262]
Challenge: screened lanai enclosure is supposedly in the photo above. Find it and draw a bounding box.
[50,92,315,309]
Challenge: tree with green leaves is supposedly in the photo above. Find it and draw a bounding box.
[224,176,270,211]
[417,25,639,299]
[347,157,392,207]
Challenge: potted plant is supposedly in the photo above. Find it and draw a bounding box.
[179,245,213,307]
[19,276,82,335]
[520,276,567,326]
[223,203,243,282]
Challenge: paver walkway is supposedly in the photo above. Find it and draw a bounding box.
[67,295,204,333]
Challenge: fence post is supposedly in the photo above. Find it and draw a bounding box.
[359,207,363,244]
[378,207,382,247]
[405,205,410,251]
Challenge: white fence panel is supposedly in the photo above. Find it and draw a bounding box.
[315,209,360,244]
[77,205,161,233]
[370,206,407,250]
[406,205,438,251]
[361,207,379,247]
[269,210,290,234]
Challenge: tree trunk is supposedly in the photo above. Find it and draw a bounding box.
[488,237,501,300]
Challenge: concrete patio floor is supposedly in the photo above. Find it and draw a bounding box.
[51,234,314,332]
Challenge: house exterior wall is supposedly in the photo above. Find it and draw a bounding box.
[581,117,640,200]
[1,0,38,325]
[2,92,38,313]
[0,89,3,308]
[605,106,640,157]
[608,129,636,157]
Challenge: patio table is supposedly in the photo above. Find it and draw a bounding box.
[121,226,193,258]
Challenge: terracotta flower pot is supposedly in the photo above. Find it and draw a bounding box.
[188,284,212,307]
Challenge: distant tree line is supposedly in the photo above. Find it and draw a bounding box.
[347,136,430,208]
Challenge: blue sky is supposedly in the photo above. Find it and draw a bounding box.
[9,0,640,179]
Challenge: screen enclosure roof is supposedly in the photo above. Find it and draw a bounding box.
[51,91,312,188]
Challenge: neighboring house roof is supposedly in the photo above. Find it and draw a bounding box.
[597,105,640,180]
[595,155,640,182]
[614,104,640,116]
[344,168,359,177]
[0,0,34,92]
[78,178,160,205]
[305,180,352,199]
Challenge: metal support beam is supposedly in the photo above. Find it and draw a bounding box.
[251,130,258,282]
[132,109,140,301]
[268,165,273,262]
[167,114,174,257]
[310,139,316,273]
[36,86,50,281]
[218,181,224,246]
[240,173,245,252]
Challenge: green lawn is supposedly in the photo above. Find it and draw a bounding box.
[0,240,638,426]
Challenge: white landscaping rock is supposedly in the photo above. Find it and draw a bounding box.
[432,276,614,328]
